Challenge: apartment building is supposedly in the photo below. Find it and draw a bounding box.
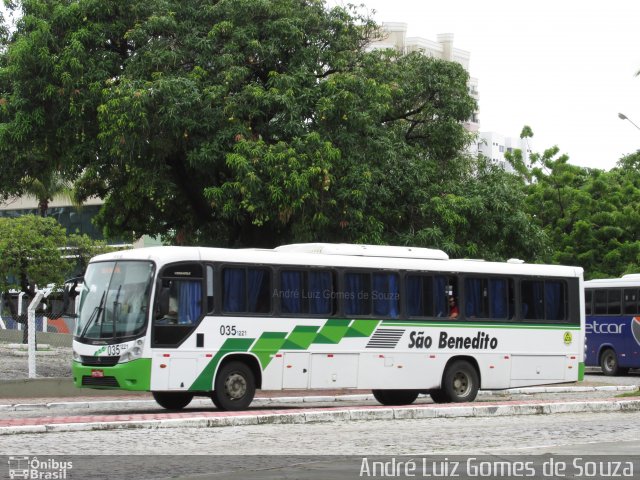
[371,23,480,133]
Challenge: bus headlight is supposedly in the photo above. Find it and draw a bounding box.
[72,349,80,361]
[120,345,143,363]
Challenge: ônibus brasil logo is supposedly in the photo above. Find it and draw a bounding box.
[8,456,72,479]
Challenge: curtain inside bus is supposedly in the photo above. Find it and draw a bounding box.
[545,281,564,320]
[223,268,246,312]
[489,278,508,319]
[308,271,331,314]
[281,271,302,314]
[345,273,369,315]
[178,281,202,324]
[372,273,399,318]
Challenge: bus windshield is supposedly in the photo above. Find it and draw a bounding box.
[75,260,155,342]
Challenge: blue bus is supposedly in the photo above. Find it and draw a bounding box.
[584,275,640,375]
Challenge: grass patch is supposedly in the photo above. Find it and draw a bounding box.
[616,388,640,398]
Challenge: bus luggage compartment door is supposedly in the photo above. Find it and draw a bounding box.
[309,353,359,389]
[510,354,565,381]
[283,353,310,389]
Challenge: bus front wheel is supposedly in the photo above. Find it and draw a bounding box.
[600,348,628,376]
[372,389,419,406]
[152,391,194,410]
[441,360,479,403]
[212,361,256,411]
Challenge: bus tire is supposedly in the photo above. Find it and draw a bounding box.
[429,389,450,403]
[600,348,623,376]
[152,391,194,410]
[442,360,479,403]
[372,389,419,406]
[210,394,222,409]
[212,361,256,411]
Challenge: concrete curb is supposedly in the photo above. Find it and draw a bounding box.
[2,398,639,436]
[0,385,636,412]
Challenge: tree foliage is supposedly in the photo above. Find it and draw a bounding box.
[0,215,71,294]
[399,156,547,260]
[509,133,640,279]
[1,0,550,262]
[0,214,112,295]
[1,1,476,243]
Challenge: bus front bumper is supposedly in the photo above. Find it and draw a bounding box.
[72,358,151,391]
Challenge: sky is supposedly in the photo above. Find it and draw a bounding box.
[3,1,640,171]
[337,0,640,170]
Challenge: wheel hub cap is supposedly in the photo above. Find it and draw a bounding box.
[453,372,470,396]
[225,373,247,400]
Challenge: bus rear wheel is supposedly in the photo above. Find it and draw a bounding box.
[212,361,256,411]
[600,348,628,376]
[442,360,479,403]
[372,389,419,406]
[152,391,194,410]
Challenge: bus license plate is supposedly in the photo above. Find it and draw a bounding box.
[91,369,104,378]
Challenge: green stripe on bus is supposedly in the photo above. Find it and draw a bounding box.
[314,318,351,343]
[281,325,321,350]
[189,337,254,392]
[345,319,380,337]
[578,361,585,380]
[252,320,381,369]
[381,321,581,330]
[251,331,288,368]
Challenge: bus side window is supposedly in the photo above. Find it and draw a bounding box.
[372,272,400,318]
[281,270,303,314]
[585,290,592,316]
[623,288,637,315]
[176,280,202,324]
[406,275,434,317]
[344,272,371,316]
[222,267,271,314]
[545,281,566,320]
[156,280,202,325]
[434,276,457,318]
[309,270,333,315]
[594,290,607,315]
[607,289,621,316]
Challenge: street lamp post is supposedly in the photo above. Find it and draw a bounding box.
[618,112,640,131]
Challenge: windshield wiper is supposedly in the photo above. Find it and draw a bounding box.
[112,285,122,337]
[79,291,106,338]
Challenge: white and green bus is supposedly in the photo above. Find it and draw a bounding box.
[72,243,585,411]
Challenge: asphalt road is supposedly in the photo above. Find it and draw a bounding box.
[1,410,638,480]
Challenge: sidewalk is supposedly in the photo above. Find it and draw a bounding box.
[2,373,638,434]
[1,392,639,436]
[0,372,637,403]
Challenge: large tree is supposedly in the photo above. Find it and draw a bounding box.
[1,0,483,247]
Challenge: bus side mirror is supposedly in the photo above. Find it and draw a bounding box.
[62,277,82,313]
